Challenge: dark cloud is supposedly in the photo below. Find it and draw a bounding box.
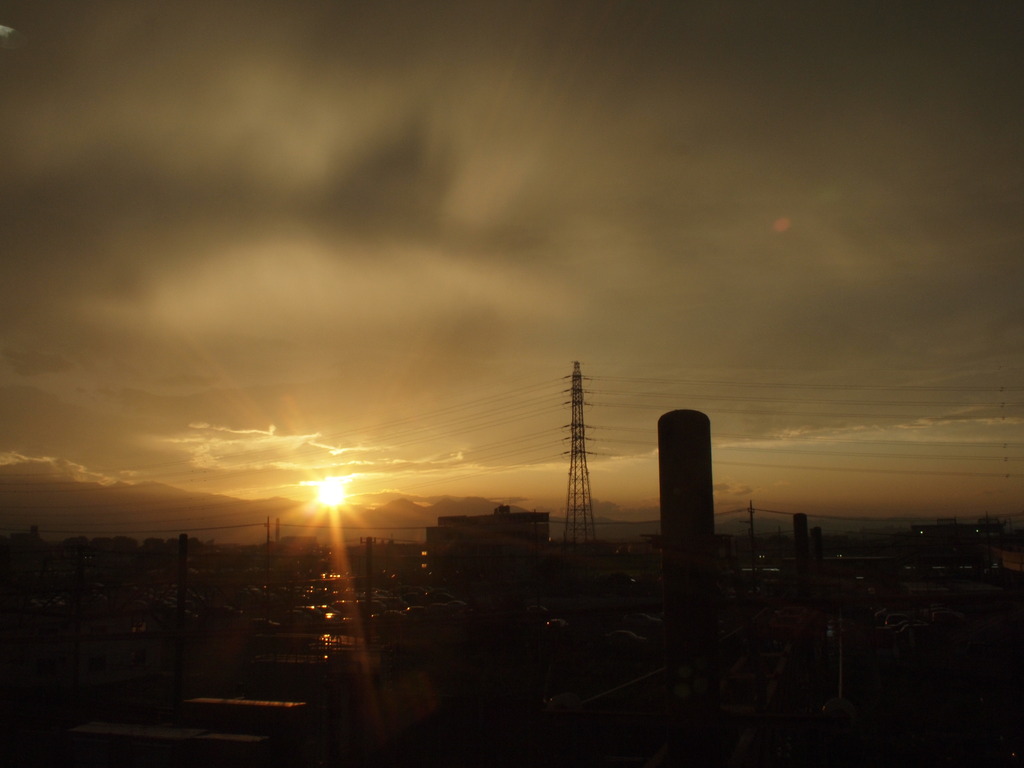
[0,1,1021,515]
[3,348,74,375]
[0,385,142,471]
[313,115,456,238]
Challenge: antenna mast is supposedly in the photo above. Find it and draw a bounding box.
[564,361,595,548]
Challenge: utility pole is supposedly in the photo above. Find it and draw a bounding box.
[985,511,993,573]
[72,545,85,700]
[363,537,375,642]
[173,533,188,723]
[363,536,374,609]
[563,361,595,549]
[264,517,271,622]
[746,501,757,593]
[793,513,810,597]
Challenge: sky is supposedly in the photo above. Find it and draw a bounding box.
[1,1,1022,536]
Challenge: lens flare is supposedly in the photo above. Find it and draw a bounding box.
[308,476,349,507]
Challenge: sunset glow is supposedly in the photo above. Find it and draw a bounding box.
[309,477,349,508]
[2,6,1021,760]
[0,2,1020,543]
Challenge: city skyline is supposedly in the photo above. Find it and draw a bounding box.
[1,2,1022,531]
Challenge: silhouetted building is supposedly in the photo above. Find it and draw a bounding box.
[276,536,319,556]
[425,505,549,582]
[1,607,164,690]
[900,517,1003,579]
[910,517,1004,542]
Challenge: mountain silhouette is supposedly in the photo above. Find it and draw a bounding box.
[0,478,661,544]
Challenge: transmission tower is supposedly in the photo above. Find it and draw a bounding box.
[564,361,595,548]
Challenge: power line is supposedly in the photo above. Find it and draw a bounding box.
[5,369,1022,520]
[591,374,1024,393]
[595,426,1024,450]
[714,459,1024,479]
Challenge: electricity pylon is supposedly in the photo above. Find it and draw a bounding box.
[564,361,595,549]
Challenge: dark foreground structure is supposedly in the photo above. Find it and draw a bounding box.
[3,411,1024,766]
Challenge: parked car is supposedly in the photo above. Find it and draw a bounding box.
[605,630,648,648]
[929,609,966,625]
[623,612,663,631]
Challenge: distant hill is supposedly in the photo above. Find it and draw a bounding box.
[592,517,661,542]
[425,496,531,518]
[1,477,669,545]
[0,476,299,543]
[359,497,433,535]
[356,497,540,539]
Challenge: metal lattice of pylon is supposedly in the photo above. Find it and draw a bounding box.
[564,361,595,548]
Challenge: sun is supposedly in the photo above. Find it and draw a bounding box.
[312,476,348,507]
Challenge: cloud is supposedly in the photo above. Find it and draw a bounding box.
[0,1,1020,516]
[3,347,74,376]
[0,24,21,49]
[168,422,319,470]
[0,451,112,484]
[0,385,144,470]
[714,481,754,499]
